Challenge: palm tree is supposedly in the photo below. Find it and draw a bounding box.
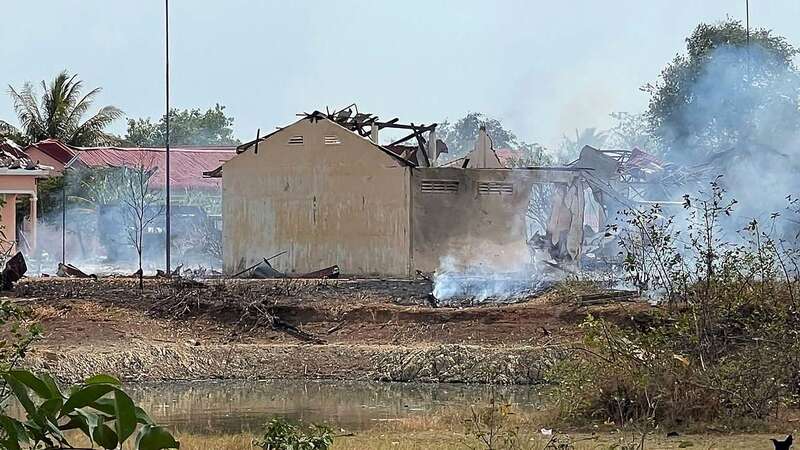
[0,70,122,146]
[557,127,609,163]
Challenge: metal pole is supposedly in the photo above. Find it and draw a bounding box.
[61,175,66,265]
[165,0,171,274]
[745,0,750,45]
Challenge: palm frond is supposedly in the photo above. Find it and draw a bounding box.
[8,72,121,145]
[9,84,45,141]
[70,105,124,146]
[64,87,101,136]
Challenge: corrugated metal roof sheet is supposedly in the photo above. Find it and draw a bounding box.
[24,139,236,189]
[75,146,236,189]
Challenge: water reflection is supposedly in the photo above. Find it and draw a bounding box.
[125,380,544,434]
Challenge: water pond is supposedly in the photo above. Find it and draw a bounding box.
[124,379,544,434]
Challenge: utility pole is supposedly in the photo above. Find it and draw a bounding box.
[745,0,750,46]
[164,0,172,274]
[60,154,80,266]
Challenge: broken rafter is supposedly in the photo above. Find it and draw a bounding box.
[377,122,437,131]
[387,124,437,147]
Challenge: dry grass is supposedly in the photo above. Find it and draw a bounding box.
[166,431,791,450]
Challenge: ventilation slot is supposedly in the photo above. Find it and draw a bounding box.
[323,135,341,145]
[420,180,459,193]
[288,135,304,145]
[478,181,514,195]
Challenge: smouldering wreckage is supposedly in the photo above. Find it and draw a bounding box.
[22,105,705,309]
[201,105,712,307]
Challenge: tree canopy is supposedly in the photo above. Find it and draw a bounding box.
[436,112,522,158]
[0,71,122,146]
[124,104,240,147]
[644,20,800,162]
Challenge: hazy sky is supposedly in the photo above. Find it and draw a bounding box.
[2,1,799,148]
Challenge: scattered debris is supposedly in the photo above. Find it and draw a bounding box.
[1,252,27,290]
[252,260,285,279]
[232,251,288,278]
[57,263,97,279]
[299,265,340,279]
[238,298,325,344]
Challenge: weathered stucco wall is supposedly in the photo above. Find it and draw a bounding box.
[410,168,576,273]
[0,175,39,253]
[222,118,411,276]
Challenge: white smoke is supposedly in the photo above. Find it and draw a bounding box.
[431,255,550,305]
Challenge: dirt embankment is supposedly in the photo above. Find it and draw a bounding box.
[14,277,648,383]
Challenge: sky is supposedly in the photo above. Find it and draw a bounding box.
[2,0,799,149]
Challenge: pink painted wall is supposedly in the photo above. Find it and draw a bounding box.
[26,147,65,174]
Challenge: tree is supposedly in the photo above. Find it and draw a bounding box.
[118,156,164,287]
[436,112,522,159]
[605,112,656,152]
[124,104,240,147]
[556,127,608,163]
[644,19,800,162]
[0,71,122,146]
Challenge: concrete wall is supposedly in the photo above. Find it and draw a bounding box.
[410,168,577,273]
[222,118,411,276]
[0,175,39,253]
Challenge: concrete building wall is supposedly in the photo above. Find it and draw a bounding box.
[0,175,39,253]
[222,118,411,276]
[410,168,578,273]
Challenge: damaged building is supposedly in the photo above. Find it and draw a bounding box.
[213,108,586,277]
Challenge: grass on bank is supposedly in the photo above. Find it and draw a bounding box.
[169,430,793,450]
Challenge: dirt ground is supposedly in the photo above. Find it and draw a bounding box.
[12,277,653,382]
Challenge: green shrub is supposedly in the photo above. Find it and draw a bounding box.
[548,181,800,428]
[254,417,334,450]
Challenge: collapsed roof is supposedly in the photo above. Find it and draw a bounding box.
[0,139,50,173]
[234,104,448,168]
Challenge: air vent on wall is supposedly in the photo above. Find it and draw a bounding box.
[477,181,513,195]
[420,179,459,193]
[323,135,341,145]
[288,135,304,145]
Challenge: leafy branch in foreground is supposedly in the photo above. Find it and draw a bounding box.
[0,371,179,450]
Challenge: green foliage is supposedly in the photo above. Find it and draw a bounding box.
[549,182,800,428]
[0,70,122,146]
[605,112,656,153]
[254,417,333,450]
[437,112,549,162]
[0,300,40,374]
[643,19,800,160]
[0,370,179,450]
[124,104,240,147]
[463,398,524,450]
[35,176,65,225]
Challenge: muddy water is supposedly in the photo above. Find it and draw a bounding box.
[125,380,544,434]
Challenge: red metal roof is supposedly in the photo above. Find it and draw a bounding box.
[75,146,236,190]
[26,138,77,164]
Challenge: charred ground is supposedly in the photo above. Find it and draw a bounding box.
[12,277,649,383]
